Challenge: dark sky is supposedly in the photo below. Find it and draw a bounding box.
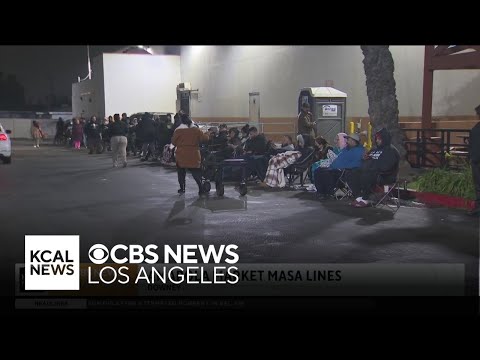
[0,45,123,104]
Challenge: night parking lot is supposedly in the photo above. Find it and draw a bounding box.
[1,141,478,300]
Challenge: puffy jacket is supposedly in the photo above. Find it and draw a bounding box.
[330,144,365,169]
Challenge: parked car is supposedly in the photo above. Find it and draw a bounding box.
[129,112,174,123]
[0,122,12,164]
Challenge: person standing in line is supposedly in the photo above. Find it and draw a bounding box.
[86,116,101,154]
[297,102,316,139]
[31,120,43,148]
[109,113,129,168]
[71,118,84,150]
[171,113,210,195]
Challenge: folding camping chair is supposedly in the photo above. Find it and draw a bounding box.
[333,168,354,200]
[285,148,315,187]
[373,166,401,213]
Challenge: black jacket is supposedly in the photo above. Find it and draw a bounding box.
[363,128,400,174]
[156,121,172,146]
[100,124,110,139]
[314,145,333,161]
[85,121,101,139]
[56,119,64,133]
[212,131,229,150]
[244,134,268,155]
[137,119,156,142]
[297,110,315,136]
[128,124,137,136]
[469,122,480,163]
[109,120,129,137]
[216,136,241,158]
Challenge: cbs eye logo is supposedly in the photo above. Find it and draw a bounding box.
[88,244,109,264]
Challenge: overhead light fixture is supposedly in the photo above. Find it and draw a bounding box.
[191,46,204,55]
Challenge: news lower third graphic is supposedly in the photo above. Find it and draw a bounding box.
[16,235,469,310]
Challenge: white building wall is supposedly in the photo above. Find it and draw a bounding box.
[180,46,480,119]
[0,118,32,138]
[102,54,181,117]
[72,55,105,119]
[432,67,480,116]
[0,118,57,139]
[390,46,480,117]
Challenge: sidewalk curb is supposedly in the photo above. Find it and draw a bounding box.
[408,190,475,210]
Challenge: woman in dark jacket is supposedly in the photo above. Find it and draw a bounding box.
[227,128,241,153]
[156,117,173,157]
[314,136,334,161]
[137,114,156,161]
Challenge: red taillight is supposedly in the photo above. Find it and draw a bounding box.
[0,134,7,141]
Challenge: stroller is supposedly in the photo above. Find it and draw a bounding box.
[200,144,251,196]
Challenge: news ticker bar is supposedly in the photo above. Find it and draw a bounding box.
[15,298,247,310]
[14,297,479,312]
[16,263,466,297]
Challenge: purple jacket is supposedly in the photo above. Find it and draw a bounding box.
[72,123,84,141]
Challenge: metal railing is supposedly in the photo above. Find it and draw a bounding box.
[259,122,296,137]
[195,120,297,138]
[402,128,470,168]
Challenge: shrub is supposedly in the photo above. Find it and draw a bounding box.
[415,166,475,199]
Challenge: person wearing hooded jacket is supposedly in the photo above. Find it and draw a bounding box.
[297,102,316,139]
[155,116,172,157]
[85,116,102,154]
[137,113,156,161]
[349,127,400,207]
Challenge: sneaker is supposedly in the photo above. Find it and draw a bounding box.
[306,184,316,192]
[353,199,370,208]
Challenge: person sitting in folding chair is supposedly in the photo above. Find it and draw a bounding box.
[349,128,400,208]
[313,133,364,200]
[243,127,269,185]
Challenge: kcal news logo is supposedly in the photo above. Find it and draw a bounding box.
[25,235,80,290]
